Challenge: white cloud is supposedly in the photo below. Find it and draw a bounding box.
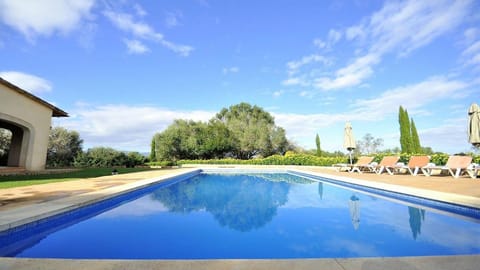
[299,90,315,98]
[222,66,239,74]
[345,25,365,41]
[103,10,162,40]
[124,39,149,54]
[461,28,480,69]
[351,76,468,117]
[287,54,330,74]
[0,0,95,40]
[103,10,193,56]
[327,29,342,46]
[273,76,470,151]
[272,90,284,98]
[54,104,215,151]
[0,1,193,56]
[313,38,326,49]
[420,120,472,153]
[0,71,52,94]
[315,53,380,90]
[282,77,310,87]
[313,29,342,50]
[368,0,471,56]
[286,0,474,91]
[159,40,193,57]
[463,41,480,56]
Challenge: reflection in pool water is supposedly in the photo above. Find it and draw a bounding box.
[151,174,291,231]
[2,172,480,259]
[409,206,425,239]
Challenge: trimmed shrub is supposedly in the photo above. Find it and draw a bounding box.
[169,152,479,167]
[175,153,347,166]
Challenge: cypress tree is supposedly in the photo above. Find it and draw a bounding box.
[410,118,422,153]
[404,109,413,153]
[150,137,156,162]
[315,134,322,157]
[399,106,412,153]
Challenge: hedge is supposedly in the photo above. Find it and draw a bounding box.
[147,153,480,167]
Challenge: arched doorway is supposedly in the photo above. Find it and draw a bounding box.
[0,115,33,168]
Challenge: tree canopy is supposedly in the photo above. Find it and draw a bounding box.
[152,102,288,161]
[215,102,288,159]
[74,147,146,167]
[47,127,83,167]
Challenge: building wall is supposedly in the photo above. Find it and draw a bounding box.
[0,83,53,171]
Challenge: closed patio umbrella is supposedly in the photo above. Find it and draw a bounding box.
[343,122,356,165]
[468,103,480,147]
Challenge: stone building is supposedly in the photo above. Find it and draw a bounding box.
[0,77,68,171]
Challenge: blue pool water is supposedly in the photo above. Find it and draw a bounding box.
[1,171,479,259]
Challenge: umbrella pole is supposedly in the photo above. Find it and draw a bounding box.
[349,150,353,165]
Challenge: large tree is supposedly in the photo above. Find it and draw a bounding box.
[47,126,83,167]
[202,119,235,159]
[215,102,287,159]
[152,103,288,161]
[153,120,192,162]
[356,133,384,155]
[153,119,235,161]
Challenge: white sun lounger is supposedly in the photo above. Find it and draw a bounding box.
[421,156,473,178]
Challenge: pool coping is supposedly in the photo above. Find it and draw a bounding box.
[1,166,480,270]
[1,255,480,270]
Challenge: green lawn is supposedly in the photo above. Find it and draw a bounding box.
[0,167,156,189]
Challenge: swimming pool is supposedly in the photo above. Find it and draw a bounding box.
[1,170,479,259]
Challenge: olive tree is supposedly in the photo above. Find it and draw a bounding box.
[0,129,12,165]
[152,103,288,161]
[47,126,83,167]
[215,102,288,159]
[153,119,235,161]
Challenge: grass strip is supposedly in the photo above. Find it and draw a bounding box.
[0,167,155,189]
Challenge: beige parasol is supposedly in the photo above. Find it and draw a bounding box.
[343,122,356,164]
[468,103,480,147]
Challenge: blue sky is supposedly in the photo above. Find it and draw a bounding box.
[1,0,479,154]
